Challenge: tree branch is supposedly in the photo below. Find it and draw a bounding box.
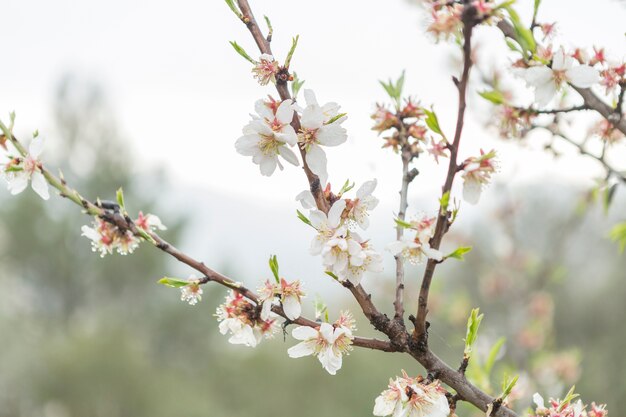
[235,0,329,214]
[496,20,626,135]
[5,132,395,353]
[414,4,476,343]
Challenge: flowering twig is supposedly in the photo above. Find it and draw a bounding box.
[235,0,329,213]
[533,124,626,184]
[3,130,394,352]
[413,3,477,345]
[497,20,626,135]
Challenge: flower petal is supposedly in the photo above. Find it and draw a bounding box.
[31,170,50,200]
[566,65,600,88]
[305,144,328,185]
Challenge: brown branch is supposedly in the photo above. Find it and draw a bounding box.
[5,131,394,353]
[496,20,626,135]
[515,104,590,115]
[234,0,393,344]
[236,0,329,214]
[533,124,626,184]
[409,348,518,417]
[414,4,477,344]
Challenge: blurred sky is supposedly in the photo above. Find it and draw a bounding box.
[1,0,625,281]
[2,0,625,201]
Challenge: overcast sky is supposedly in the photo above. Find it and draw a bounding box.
[2,0,625,204]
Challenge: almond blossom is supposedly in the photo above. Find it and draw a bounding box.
[373,371,450,417]
[180,275,203,305]
[461,149,497,205]
[2,136,49,200]
[81,217,140,257]
[258,278,305,321]
[530,391,607,417]
[427,3,462,41]
[337,235,384,285]
[236,98,299,176]
[427,138,448,163]
[252,54,279,86]
[309,199,347,256]
[287,311,355,375]
[135,211,167,231]
[344,179,379,230]
[296,89,348,185]
[215,291,278,348]
[520,48,600,107]
[387,215,443,264]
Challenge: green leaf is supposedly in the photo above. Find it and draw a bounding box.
[609,222,626,253]
[500,375,519,400]
[229,41,256,64]
[325,271,339,280]
[447,246,472,261]
[532,0,542,22]
[603,183,617,215]
[484,337,506,376]
[479,90,506,105]
[325,112,347,125]
[379,71,405,108]
[338,179,355,196]
[505,6,536,55]
[224,0,243,19]
[158,277,191,288]
[297,210,315,229]
[268,255,280,284]
[439,191,450,213]
[559,386,579,411]
[464,308,484,356]
[314,295,329,322]
[116,187,125,210]
[423,108,443,136]
[263,15,273,39]
[291,72,305,99]
[284,35,299,69]
[505,39,523,54]
[395,218,413,229]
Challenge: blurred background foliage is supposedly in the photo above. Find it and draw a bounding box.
[0,77,624,417]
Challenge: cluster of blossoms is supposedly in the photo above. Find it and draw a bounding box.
[460,149,498,205]
[425,0,500,41]
[257,278,305,321]
[531,393,607,417]
[518,48,600,107]
[81,211,166,257]
[372,99,450,166]
[388,215,443,264]
[371,99,437,157]
[236,90,347,184]
[1,136,49,200]
[494,106,535,140]
[180,275,204,305]
[215,291,279,348]
[373,371,450,417]
[287,310,355,375]
[298,181,383,284]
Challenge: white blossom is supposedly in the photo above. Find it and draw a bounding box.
[215,291,278,348]
[2,136,49,200]
[287,311,355,375]
[461,149,497,205]
[387,216,442,264]
[180,276,203,305]
[297,89,347,185]
[345,179,379,230]
[520,48,600,107]
[373,372,450,417]
[236,98,299,176]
